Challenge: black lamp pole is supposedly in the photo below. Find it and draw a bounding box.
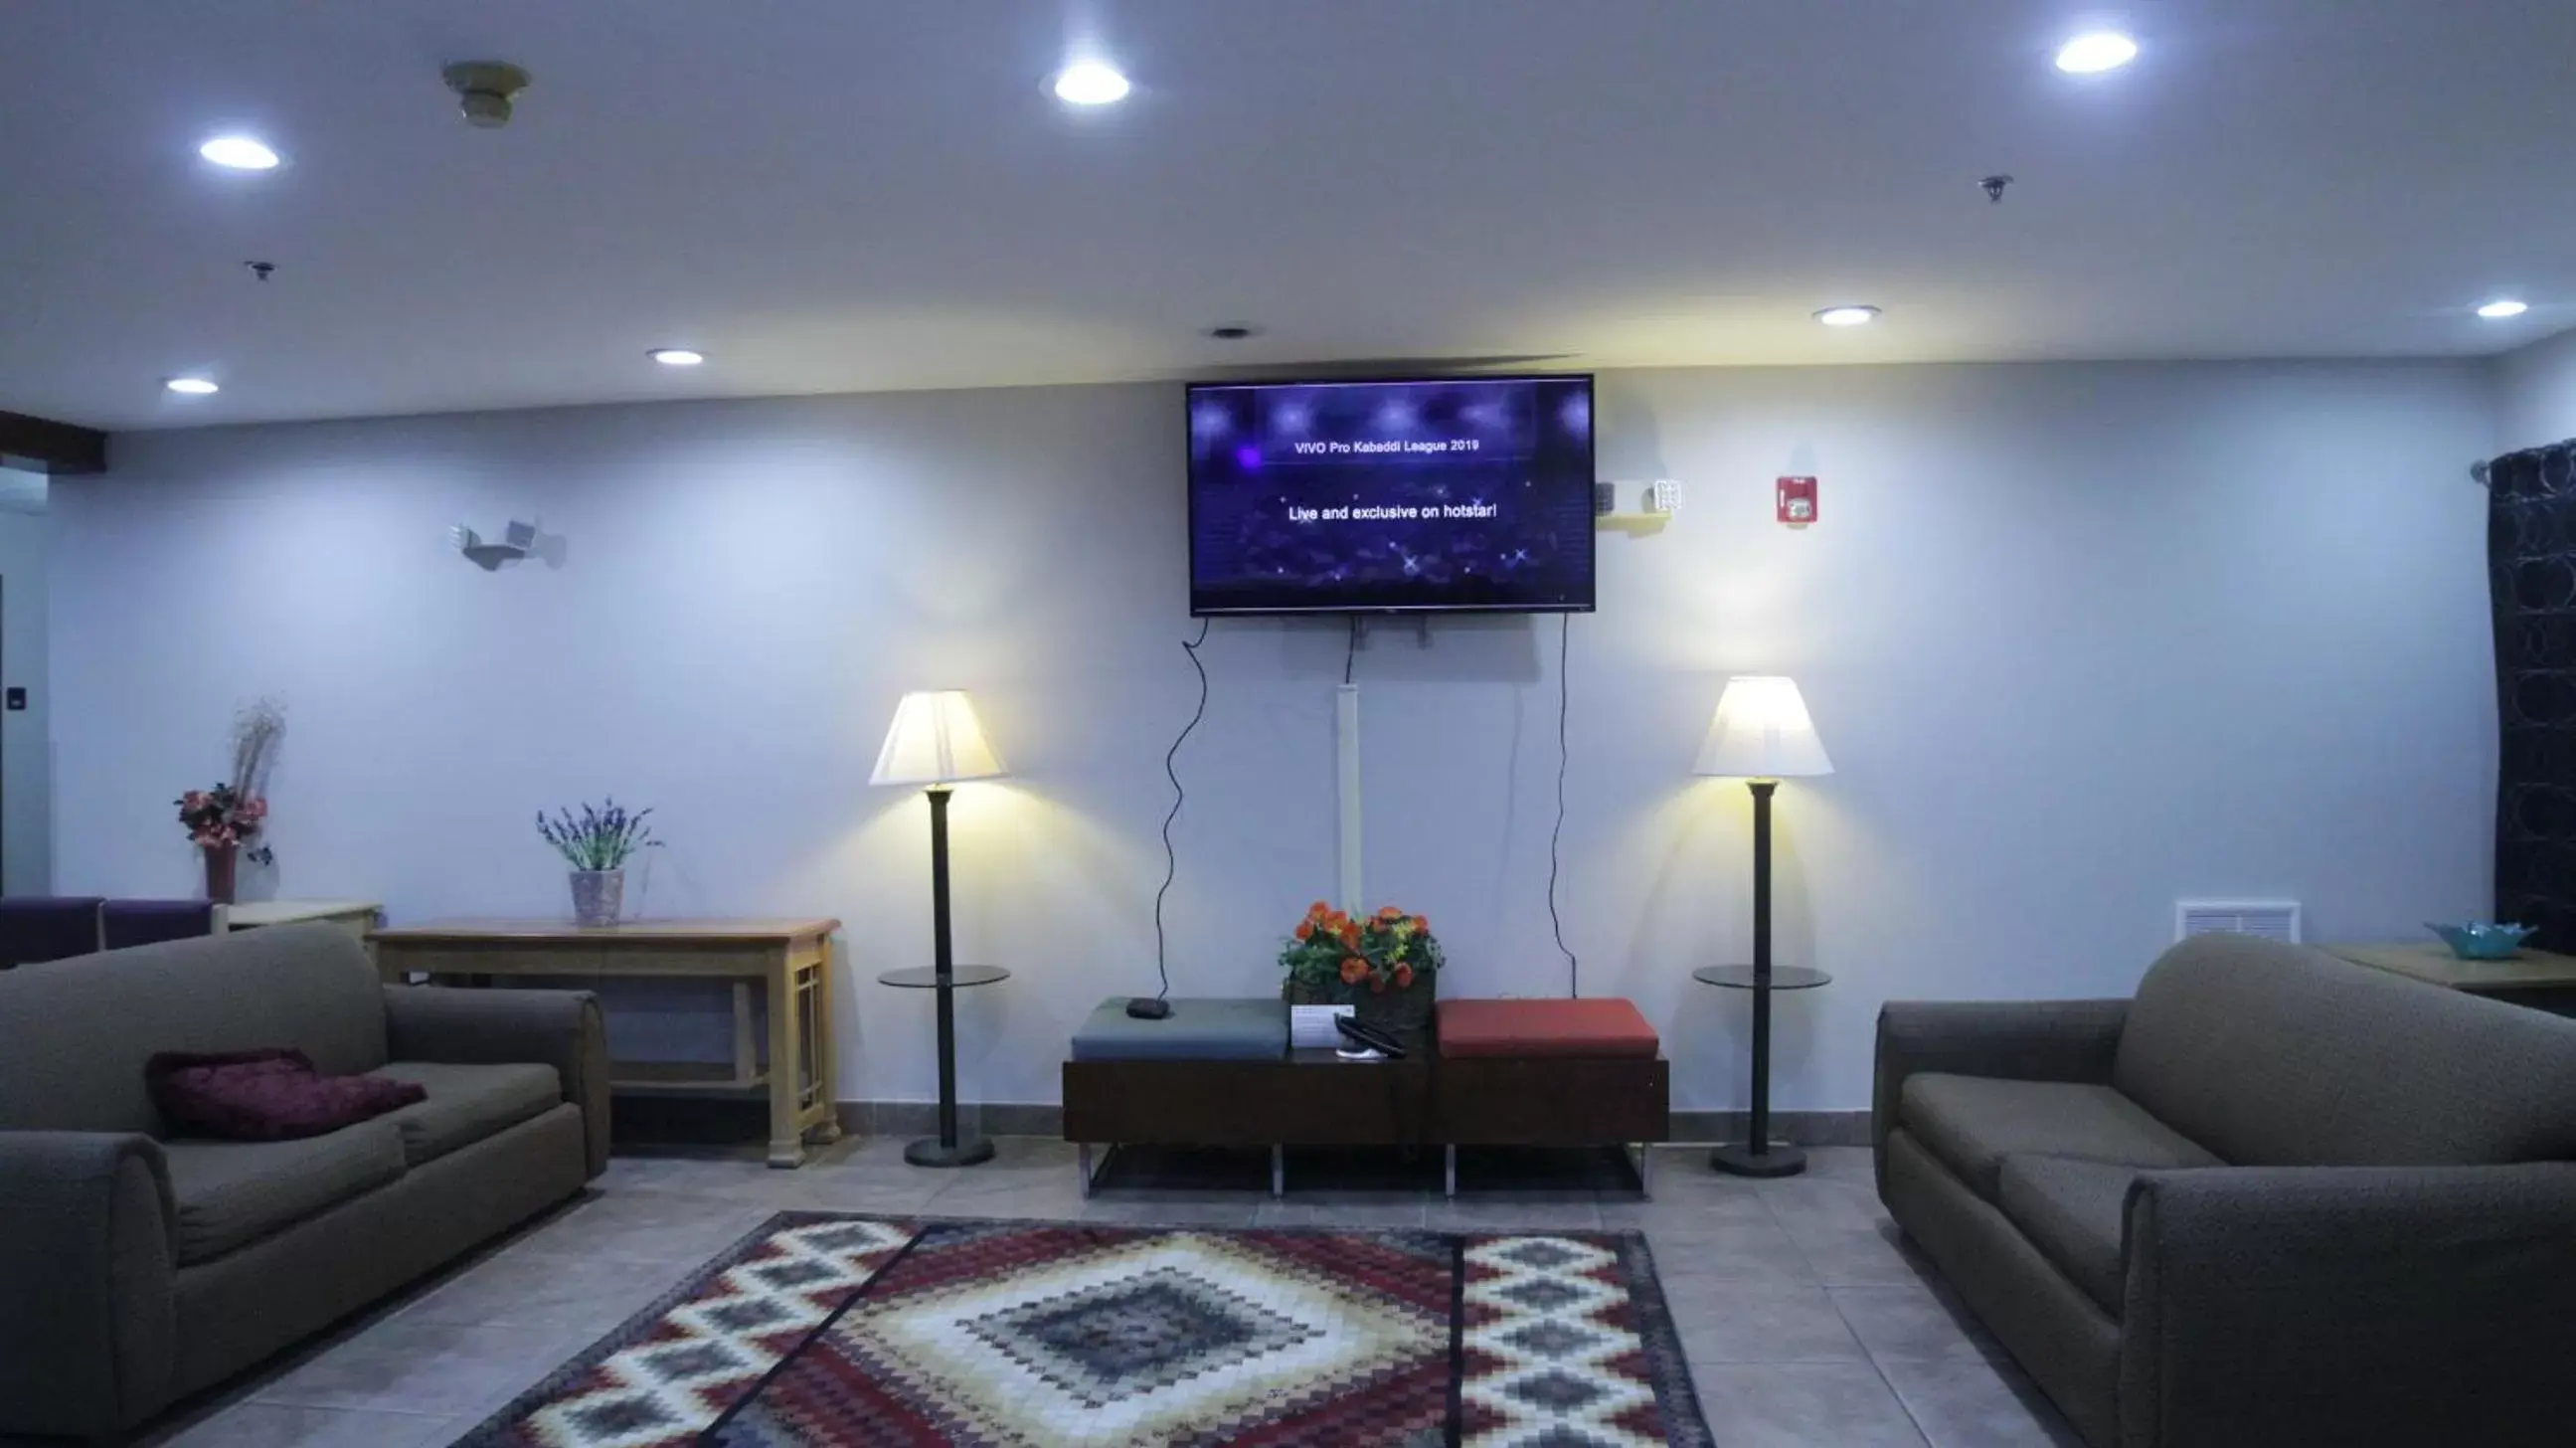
[905,785,993,1167]
[1712,780,1804,1177]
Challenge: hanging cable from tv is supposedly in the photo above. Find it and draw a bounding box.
[1134,618,1214,1019]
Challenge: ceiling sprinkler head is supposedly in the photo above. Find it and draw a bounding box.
[442,61,532,128]
[1979,174,2015,204]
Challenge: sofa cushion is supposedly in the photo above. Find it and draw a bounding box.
[0,924,389,1135]
[100,900,217,951]
[1070,997,1287,1060]
[0,896,103,967]
[1900,1073,2219,1200]
[1996,1155,2138,1315]
[369,1061,563,1166]
[159,1122,406,1264]
[1436,998,1659,1058]
[2114,935,2576,1168]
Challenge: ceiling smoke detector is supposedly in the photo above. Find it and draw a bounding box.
[442,62,531,128]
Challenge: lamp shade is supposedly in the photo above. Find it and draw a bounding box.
[1693,676,1833,779]
[871,690,1008,787]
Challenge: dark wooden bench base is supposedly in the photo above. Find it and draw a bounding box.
[1062,1049,1667,1197]
[1434,1053,1668,1196]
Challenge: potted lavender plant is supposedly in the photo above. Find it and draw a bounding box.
[538,801,659,927]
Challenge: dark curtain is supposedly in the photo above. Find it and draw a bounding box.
[2488,438,2576,950]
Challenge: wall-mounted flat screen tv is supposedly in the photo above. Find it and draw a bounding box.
[1187,374,1597,616]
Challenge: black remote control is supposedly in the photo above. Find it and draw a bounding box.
[1334,1016,1407,1058]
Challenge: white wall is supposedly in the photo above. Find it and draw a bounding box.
[50,360,2499,1113]
[0,501,51,895]
[2495,326,2576,453]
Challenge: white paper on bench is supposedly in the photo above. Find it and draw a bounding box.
[1289,1003,1355,1049]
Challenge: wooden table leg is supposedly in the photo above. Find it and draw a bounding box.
[730,983,759,1089]
[767,953,806,1169]
[808,941,841,1144]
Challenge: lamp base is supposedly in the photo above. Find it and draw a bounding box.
[1709,1142,1806,1178]
[905,1136,995,1169]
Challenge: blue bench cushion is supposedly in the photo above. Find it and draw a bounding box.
[1071,997,1287,1061]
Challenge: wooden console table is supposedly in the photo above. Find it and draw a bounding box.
[2324,941,2576,1015]
[217,899,381,942]
[372,918,842,1167]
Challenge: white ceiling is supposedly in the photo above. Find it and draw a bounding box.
[4,0,2572,431]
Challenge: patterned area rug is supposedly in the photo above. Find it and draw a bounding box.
[456,1212,1710,1447]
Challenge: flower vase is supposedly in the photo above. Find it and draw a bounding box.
[569,869,624,927]
[201,843,239,905]
[1354,973,1435,1038]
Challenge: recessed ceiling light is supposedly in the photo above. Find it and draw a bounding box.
[164,377,221,395]
[197,135,280,170]
[2478,298,2530,319]
[1051,62,1131,106]
[1814,305,1882,327]
[2055,31,2139,74]
[647,348,706,366]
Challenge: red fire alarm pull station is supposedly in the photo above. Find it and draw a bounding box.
[1778,475,1817,526]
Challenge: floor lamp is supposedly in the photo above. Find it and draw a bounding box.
[872,690,1008,1168]
[1693,676,1833,1178]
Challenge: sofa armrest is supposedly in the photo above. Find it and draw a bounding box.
[383,986,610,1178]
[0,1132,178,1437]
[1872,998,2129,1187]
[2121,1164,2576,1448]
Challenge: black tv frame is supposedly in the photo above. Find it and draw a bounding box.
[1184,372,1599,618]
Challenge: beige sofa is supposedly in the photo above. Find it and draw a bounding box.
[0,924,607,1439]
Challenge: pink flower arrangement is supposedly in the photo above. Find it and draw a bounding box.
[176,784,267,851]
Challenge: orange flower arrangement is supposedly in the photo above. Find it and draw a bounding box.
[1280,899,1444,999]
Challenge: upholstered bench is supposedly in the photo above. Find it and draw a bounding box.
[1062,996,1440,1196]
[1068,996,1288,1061]
[1432,997,1670,1196]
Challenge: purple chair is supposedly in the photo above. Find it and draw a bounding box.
[0,897,105,969]
[101,900,217,952]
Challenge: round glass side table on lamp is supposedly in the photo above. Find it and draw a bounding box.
[1693,964,1832,1176]
[1690,675,1834,1178]
[870,690,1010,1169]
[876,964,1012,1166]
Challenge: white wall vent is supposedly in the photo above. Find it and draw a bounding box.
[2175,900,2302,944]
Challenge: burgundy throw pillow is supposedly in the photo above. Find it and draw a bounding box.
[146,1047,426,1142]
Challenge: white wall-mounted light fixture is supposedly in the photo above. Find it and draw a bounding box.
[451,519,537,570]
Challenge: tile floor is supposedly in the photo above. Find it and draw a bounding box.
[127,1140,2080,1448]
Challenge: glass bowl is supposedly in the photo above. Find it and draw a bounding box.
[2425,922,2534,961]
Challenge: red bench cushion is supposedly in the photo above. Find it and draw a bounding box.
[1437,998,1659,1058]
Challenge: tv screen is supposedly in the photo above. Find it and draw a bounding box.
[1187,374,1597,616]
